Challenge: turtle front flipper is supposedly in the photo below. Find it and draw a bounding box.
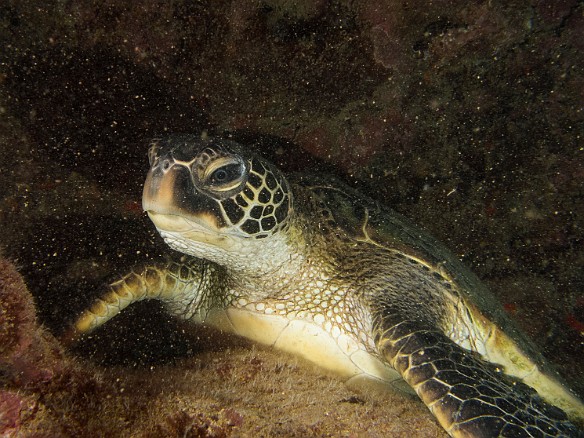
[61,259,219,345]
[374,319,582,437]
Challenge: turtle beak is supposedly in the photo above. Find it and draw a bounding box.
[143,164,171,213]
[142,161,188,216]
[142,159,224,233]
[142,160,238,253]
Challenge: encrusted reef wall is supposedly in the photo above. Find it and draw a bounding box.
[0,0,583,435]
[0,256,108,436]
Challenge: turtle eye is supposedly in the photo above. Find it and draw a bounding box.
[209,164,234,184]
[206,161,245,190]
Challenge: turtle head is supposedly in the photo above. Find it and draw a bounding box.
[143,134,294,270]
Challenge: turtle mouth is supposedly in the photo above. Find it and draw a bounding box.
[146,210,237,254]
[147,211,225,242]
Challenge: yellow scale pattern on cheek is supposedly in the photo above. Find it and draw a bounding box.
[227,160,290,237]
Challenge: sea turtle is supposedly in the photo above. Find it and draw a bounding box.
[67,134,584,437]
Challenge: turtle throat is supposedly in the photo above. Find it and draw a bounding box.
[148,211,305,281]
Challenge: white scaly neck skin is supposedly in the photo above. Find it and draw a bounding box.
[157,220,307,296]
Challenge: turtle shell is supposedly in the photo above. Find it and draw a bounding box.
[293,173,555,381]
[292,173,584,425]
